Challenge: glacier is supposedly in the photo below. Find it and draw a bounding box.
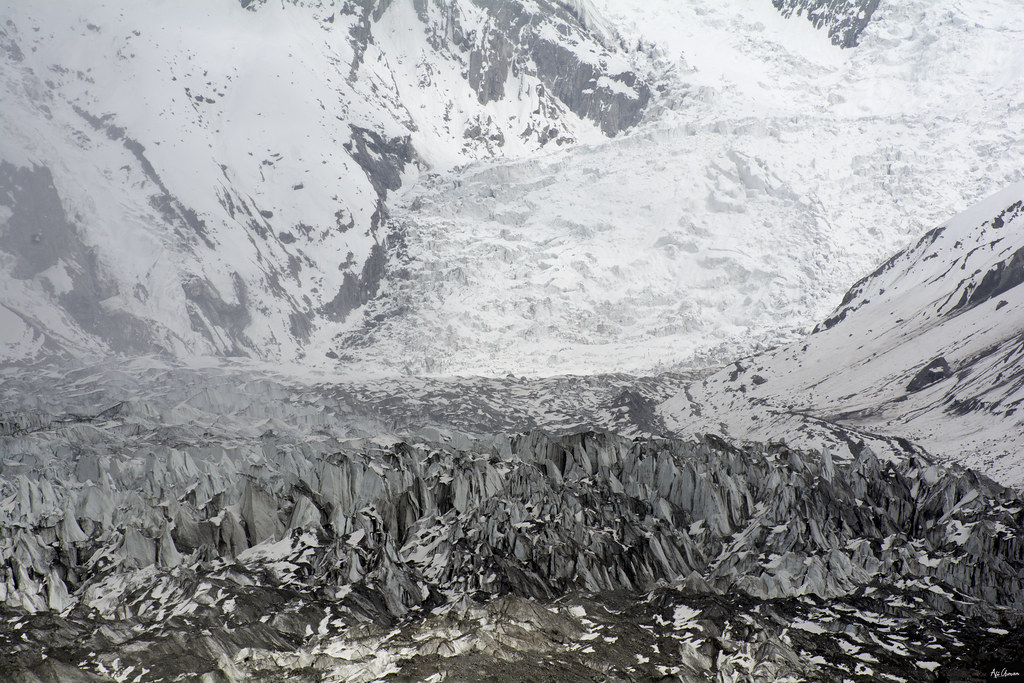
[2,0,1022,372]
[1,384,1021,679]
[2,0,1024,680]
[337,0,1024,375]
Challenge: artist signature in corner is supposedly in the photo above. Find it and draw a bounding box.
[992,669,1022,680]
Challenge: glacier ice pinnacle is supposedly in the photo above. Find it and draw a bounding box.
[0,401,1021,679]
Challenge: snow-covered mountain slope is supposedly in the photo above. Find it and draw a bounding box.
[331,0,1024,375]
[662,182,1024,487]
[0,0,645,364]
[5,0,1024,376]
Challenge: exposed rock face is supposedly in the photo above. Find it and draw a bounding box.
[907,356,952,393]
[771,0,881,48]
[0,373,1021,682]
[0,162,159,357]
[460,0,650,135]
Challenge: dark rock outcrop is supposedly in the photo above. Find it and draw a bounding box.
[907,356,953,392]
[950,244,1024,314]
[463,0,650,135]
[345,126,415,201]
[772,0,881,48]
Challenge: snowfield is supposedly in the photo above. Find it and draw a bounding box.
[0,0,628,363]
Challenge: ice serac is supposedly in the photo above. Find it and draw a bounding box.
[0,378,1022,682]
[771,0,880,47]
[662,182,1024,486]
[0,0,647,364]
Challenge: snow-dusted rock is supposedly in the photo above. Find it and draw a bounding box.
[771,0,880,47]
[663,183,1024,487]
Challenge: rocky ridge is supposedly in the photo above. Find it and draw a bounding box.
[771,0,880,47]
